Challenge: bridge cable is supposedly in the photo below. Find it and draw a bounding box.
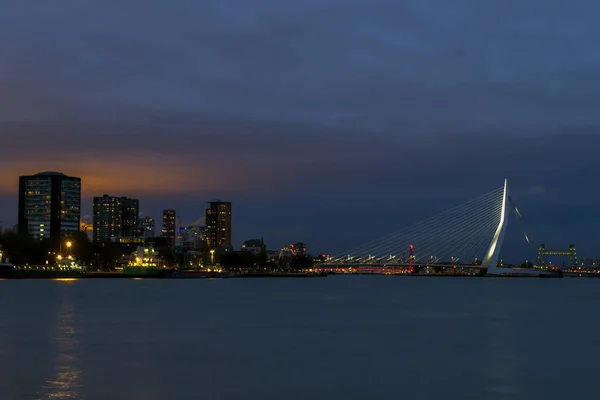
[331,185,505,265]
[332,187,503,259]
[508,195,531,247]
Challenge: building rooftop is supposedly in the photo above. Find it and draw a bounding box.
[242,239,264,247]
[34,171,67,177]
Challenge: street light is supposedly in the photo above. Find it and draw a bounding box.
[210,249,215,265]
[66,241,72,256]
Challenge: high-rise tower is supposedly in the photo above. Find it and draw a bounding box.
[18,172,81,240]
[162,209,176,246]
[92,195,139,242]
[205,201,232,248]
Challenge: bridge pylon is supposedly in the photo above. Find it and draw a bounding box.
[480,179,509,275]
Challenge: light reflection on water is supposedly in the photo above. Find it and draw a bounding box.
[485,302,517,396]
[1,277,600,399]
[36,299,82,399]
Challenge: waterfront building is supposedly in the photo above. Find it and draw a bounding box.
[241,239,265,256]
[121,198,139,239]
[205,201,232,248]
[139,216,156,239]
[93,195,139,242]
[179,225,206,250]
[266,250,281,261]
[580,258,600,267]
[112,236,144,254]
[290,242,307,256]
[18,171,81,240]
[162,209,176,246]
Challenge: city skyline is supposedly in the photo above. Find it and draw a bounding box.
[1,1,599,259]
[1,3,598,398]
[0,171,594,261]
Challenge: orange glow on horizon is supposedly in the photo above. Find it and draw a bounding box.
[0,153,261,197]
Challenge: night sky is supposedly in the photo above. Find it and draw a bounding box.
[1,1,599,261]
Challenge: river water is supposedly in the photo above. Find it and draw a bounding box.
[0,276,597,399]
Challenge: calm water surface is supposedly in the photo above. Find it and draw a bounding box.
[0,276,598,399]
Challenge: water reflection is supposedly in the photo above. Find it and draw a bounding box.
[36,300,82,399]
[485,302,518,396]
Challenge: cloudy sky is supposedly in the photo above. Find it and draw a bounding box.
[1,1,599,261]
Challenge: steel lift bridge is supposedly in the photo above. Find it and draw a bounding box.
[536,244,578,269]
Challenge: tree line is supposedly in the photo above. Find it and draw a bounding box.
[0,230,121,269]
[0,231,315,271]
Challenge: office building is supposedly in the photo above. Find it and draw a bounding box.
[18,172,81,240]
[241,239,265,256]
[93,195,139,242]
[162,210,176,246]
[205,201,232,248]
[139,216,156,238]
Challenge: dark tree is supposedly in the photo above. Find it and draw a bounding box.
[290,255,314,271]
[93,241,123,270]
[0,231,44,264]
[221,251,261,271]
[157,245,175,267]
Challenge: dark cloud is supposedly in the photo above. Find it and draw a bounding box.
[2,1,600,130]
[1,1,599,259]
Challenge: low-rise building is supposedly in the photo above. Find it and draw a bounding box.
[179,225,205,250]
[241,239,265,256]
[290,242,307,256]
[139,216,156,239]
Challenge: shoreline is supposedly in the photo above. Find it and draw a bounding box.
[1,270,593,279]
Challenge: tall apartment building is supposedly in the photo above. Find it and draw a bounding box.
[18,172,81,240]
[162,210,176,246]
[205,201,232,248]
[93,195,139,242]
[121,198,139,238]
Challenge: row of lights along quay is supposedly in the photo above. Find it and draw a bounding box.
[0,171,320,278]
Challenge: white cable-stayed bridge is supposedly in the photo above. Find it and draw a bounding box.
[319,179,553,276]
